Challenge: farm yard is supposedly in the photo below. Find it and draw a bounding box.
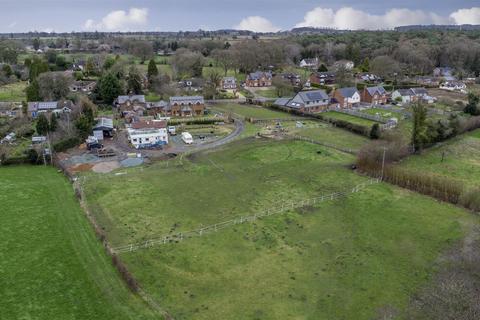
[82,138,477,320]
[0,166,158,320]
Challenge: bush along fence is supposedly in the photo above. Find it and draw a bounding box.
[113,179,380,254]
[357,152,479,212]
[167,116,230,126]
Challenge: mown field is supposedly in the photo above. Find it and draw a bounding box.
[0,81,27,102]
[293,122,369,151]
[0,166,158,320]
[83,138,477,320]
[399,129,480,190]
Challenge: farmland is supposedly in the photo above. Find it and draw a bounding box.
[0,166,158,320]
[82,138,477,320]
[399,129,480,190]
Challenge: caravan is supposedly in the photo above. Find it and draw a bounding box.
[181,132,193,144]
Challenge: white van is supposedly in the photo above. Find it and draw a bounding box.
[168,126,176,135]
[181,132,193,144]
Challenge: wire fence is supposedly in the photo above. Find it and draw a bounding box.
[112,178,380,254]
[286,134,358,155]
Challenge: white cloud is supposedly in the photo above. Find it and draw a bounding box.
[83,8,148,31]
[8,21,17,28]
[450,7,480,25]
[234,16,280,32]
[295,7,449,30]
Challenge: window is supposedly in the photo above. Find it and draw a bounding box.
[133,138,138,142]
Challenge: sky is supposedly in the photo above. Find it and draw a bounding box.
[1,0,480,33]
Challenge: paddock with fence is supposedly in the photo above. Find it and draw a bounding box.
[113,178,380,253]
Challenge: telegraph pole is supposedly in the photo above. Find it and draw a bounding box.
[381,146,387,180]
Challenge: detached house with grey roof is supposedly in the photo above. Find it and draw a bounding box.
[274,90,330,113]
[221,76,237,90]
[169,96,205,117]
[332,87,361,108]
[246,71,272,87]
[361,86,388,105]
[27,101,72,118]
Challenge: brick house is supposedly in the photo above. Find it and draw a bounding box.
[332,87,361,108]
[169,96,205,116]
[245,71,272,87]
[361,86,388,105]
[309,72,336,85]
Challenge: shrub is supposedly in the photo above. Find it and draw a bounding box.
[53,137,81,152]
[459,189,480,212]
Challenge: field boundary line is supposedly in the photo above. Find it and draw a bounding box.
[113,178,380,253]
[287,134,358,154]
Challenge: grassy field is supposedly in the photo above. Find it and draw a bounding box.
[399,129,480,190]
[0,166,158,320]
[212,103,296,120]
[322,111,379,127]
[293,122,369,151]
[83,139,476,320]
[255,88,281,98]
[0,81,27,102]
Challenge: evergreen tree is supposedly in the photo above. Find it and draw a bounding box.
[36,114,50,135]
[49,114,58,132]
[360,58,370,72]
[318,64,328,72]
[370,123,381,139]
[2,64,13,77]
[412,103,428,152]
[147,59,158,81]
[29,57,49,81]
[127,67,143,94]
[464,93,480,116]
[98,72,122,104]
[33,38,41,51]
[26,80,41,102]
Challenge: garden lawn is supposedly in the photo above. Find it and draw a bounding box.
[0,81,27,102]
[399,129,480,190]
[322,111,379,127]
[212,103,296,120]
[255,88,281,98]
[362,108,398,119]
[0,166,158,320]
[83,139,476,320]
